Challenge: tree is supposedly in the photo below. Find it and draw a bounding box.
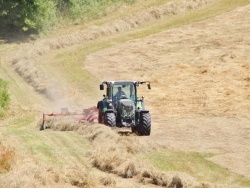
[0,0,57,35]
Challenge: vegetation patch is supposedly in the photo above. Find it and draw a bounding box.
[0,79,10,117]
[0,0,135,37]
[142,151,250,187]
[0,145,15,173]
[6,116,89,166]
[0,0,57,36]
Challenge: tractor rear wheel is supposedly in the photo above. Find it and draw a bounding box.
[104,113,116,127]
[98,109,102,123]
[137,113,151,136]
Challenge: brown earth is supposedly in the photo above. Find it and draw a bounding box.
[0,0,250,187]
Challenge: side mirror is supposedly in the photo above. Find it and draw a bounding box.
[147,83,151,90]
[100,84,104,90]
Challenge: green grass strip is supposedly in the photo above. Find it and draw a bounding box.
[142,151,250,187]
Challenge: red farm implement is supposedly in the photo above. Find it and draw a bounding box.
[40,106,98,130]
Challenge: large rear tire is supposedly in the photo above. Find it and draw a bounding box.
[137,113,151,136]
[104,113,116,127]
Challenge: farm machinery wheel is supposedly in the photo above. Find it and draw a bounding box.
[104,113,116,127]
[136,113,151,136]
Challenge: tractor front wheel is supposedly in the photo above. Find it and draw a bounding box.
[137,113,151,136]
[104,113,116,127]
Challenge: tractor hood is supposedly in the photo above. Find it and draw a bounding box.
[117,99,135,126]
[118,99,135,112]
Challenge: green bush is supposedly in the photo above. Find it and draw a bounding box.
[55,0,135,20]
[0,79,10,117]
[0,0,135,36]
[0,0,57,35]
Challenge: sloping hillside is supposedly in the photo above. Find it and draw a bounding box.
[0,0,250,187]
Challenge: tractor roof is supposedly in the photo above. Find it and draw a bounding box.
[103,80,138,84]
[102,81,150,85]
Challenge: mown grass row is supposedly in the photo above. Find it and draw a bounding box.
[121,0,250,40]
[141,151,250,187]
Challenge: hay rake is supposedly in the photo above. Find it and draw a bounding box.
[40,106,98,130]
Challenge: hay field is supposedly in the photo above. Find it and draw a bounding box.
[0,0,250,187]
[86,2,250,184]
[86,0,250,179]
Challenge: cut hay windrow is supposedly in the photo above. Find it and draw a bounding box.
[48,121,220,188]
[0,162,103,188]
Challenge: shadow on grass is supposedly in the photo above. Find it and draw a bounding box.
[0,31,37,44]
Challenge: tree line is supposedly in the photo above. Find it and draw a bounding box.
[0,0,134,36]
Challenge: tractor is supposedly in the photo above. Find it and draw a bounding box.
[97,81,151,136]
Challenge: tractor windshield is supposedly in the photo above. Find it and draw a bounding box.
[112,82,136,102]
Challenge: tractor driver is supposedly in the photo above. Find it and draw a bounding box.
[114,86,126,100]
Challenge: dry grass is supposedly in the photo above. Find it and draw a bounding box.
[0,145,14,172]
[7,0,212,104]
[0,162,99,188]
[1,0,250,187]
[41,119,82,131]
[87,3,250,117]
[45,121,220,187]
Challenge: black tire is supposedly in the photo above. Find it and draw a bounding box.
[104,113,116,127]
[137,113,151,136]
[131,127,136,133]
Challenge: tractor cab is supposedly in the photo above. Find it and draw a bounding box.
[100,81,150,105]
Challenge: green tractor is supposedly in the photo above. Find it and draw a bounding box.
[97,81,151,136]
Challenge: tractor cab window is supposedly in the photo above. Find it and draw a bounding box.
[112,83,136,103]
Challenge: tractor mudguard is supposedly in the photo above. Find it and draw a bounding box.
[135,110,149,115]
[105,109,115,114]
[97,99,108,113]
[140,110,149,114]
